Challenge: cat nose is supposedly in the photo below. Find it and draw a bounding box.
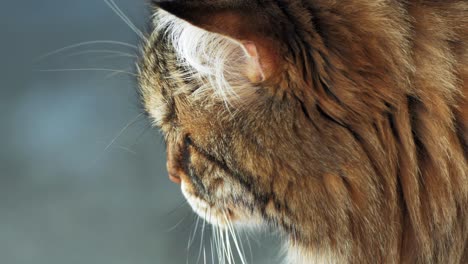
[169,174,182,184]
[166,138,189,185]
[167,165,182,184]
[166,153,183,184]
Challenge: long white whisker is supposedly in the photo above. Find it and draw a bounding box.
[63,49,137,59]
[166,200,189,217]
[165,212,190,232]
[219,226,225,264]
[87,113,143,167]
[225,227,233,264]
[95,140,137,155]
[104,0,147,41]
[37,68,137,77]
[111,145,136,154]
[98,54,138,60]
[108,0,145,39]
[35,40,137,61]
[188,215,200,250]
[196,218,207,264]
[203,247,207,264]
[220,226,230,264]
[208,208,218,264]
[211,225,217,263]
[244,231,253,263]
[225,214,247,264]
[236,227,247,263]
[211,239,215,264]
[101,113,143,155]
[214,225,222,264]
[104,67,135,79]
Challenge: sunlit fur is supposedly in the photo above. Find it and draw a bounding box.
[139,1,467,263]
[155,10,257,103]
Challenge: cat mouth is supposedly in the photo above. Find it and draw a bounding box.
[181,181,237,228]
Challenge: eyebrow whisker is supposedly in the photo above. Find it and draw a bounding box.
[36,68,137,77]
[104,0,147,41]
[62,49,137,59]
[35,40,138,62]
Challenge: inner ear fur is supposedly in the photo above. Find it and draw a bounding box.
[152,0,281,82]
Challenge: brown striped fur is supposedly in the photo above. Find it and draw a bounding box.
[138,1,467,263]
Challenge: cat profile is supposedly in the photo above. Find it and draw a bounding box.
[138,1,467,263]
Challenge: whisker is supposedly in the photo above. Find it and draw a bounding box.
[186,214,200,264]
[211,214,221,264]
[112,145,136,154]
[105,67,135,79]
[98,113,144,159]
[165,211,191,232]
[210,238,215,264]
[188,215,201,250]
[217,226,224,264]
[35,40,137,61]
[104,0,147,41]
[216,237,221,264]
[225,214,247,264]
[211,211,222,264]
[225,227,233,264]
[237,229,248,264]
[37,68,138,77]
[165,200,189,216]
[196,218,208,264]
[62,49,137,59]
[98,54,138,60]
[95,140,137,155]
[203,247,207,264]
[243,231,254,263]
[222,227,228,264]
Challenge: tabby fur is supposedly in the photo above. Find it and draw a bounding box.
[138,1,468,263]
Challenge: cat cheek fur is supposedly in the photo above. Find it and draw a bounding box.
[166,134,263,228]
[190,153,264,228]
[181,178,263,229]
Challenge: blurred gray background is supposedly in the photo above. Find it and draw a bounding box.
[0,1,279,263]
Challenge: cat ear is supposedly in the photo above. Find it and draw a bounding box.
[152,0,280,82]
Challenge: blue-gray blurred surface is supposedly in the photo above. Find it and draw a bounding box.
[0,1,279,263]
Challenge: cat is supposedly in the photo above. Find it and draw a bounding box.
[138,0,468,263]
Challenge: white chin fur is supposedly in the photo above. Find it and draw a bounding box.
[181,181,229,227]
[181,183,341,263]
[181,180,263,230]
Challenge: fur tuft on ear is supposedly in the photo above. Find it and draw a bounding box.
[156,10,257,102]
[152,0,280,84]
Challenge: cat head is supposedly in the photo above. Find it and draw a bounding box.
[137,1,468,263]
[138,0,411,246]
